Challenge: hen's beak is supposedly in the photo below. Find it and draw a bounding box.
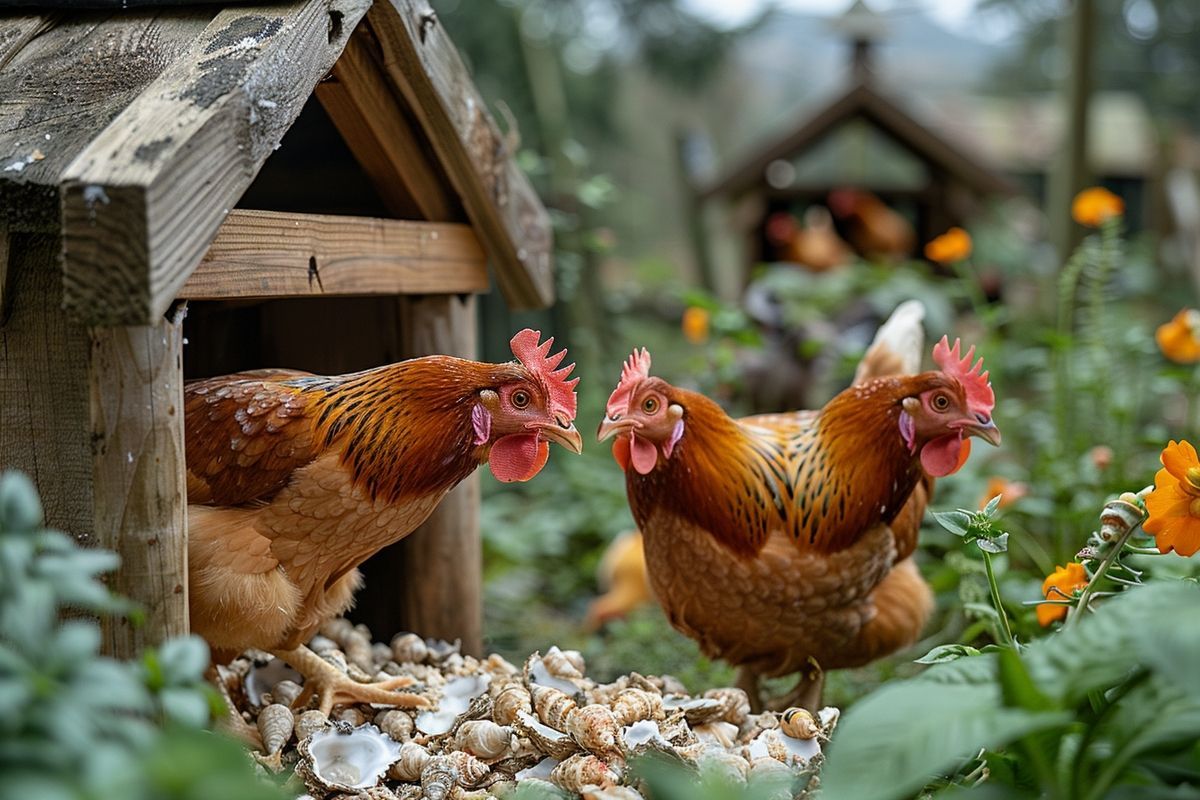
[597,415,636,442]
[964,418,1002,447]
[535,419,584,454]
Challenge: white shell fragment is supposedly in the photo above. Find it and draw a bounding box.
[415,673,491,736]
[244,657,303,706]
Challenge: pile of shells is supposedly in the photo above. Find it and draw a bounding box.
[220,619,838,799]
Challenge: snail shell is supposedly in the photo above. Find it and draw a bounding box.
[374,709,414,743]
[388,741,431,781]
[541,646,585,680]
[704,687,751,727]
[550,753,620,793]
[295,709,330,741]
[444,750,491,787]
[420,755,459,800]
[531,684,577,731]
[492,684,532,726]
[454,720,514,761]
[257,703,294,756]
[779,707,819,740]
[334,706,369,727]
[391,633,429,665]
[567,704,621,756]
[609,688,663,726]
[268,679,303,709]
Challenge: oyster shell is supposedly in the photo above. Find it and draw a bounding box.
[524,651,587,697]
[298,723,403,794]
[514,711,580,761]
[703,687,751,727]
[415,673,491,736]
[245,657,303,707]
[661,695,725,725]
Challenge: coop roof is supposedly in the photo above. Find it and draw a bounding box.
[699,81,1016,201]
[0,0,553,325]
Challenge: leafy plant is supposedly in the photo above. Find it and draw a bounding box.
[0,471,285,800]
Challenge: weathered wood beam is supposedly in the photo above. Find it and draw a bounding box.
[92,305,190,656]
[59,0,372,326]
[367,0,555,310]
[316,23,461,222]
[179,209,489,300]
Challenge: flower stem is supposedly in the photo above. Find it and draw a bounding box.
[981,549,1015,647]
[1064,521,1142,629]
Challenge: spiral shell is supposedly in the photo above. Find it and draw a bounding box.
[444,750,491,787]
[374,709,414,743]
[268,679,304,709]
[335,706,369,726]
[609,688,663,726]
[704,687,751,727]
[420,755,459,800]
[779,707,819,740]
[454,720,514,761]
[492,684,532,726]
[550,753,620,793]
[295,709,330,741]
[532,684,577,731]
[388,741,432,781]
[258,703,295,756]
[567,704,621,756]
[391,633,429,665]
[541,646,585,680]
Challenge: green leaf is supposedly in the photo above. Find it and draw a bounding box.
[997,648,1054,712]
[933,510,973,537]
[821,681,1071,800]
[978,533,1010,554]
[983,494,1003,517]
[155,636,210,684]
[0,471,44,532]
[915,644,983,665]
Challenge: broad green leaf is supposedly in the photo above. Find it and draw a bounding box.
[983,494,1003,517]
[821,681,1071,800]
[978,533,1010,554]
[155,636,210,684]
[915,644,982,665]
[933,510,972,537]
[997,648,1054,712]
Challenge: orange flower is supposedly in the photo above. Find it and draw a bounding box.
[924,227,973,264]
[1155,309,1200,364]
[1143,440,1200,557]
[978,477,1028,511]
[1038,562,1089,626]
[682,306,710,344]
[1071,187,1124,227]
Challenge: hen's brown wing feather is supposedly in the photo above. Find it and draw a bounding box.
[184,371,325,505]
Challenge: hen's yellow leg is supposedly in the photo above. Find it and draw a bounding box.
[273,646,431,714]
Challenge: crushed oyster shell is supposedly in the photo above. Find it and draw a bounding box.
[225,620,836,798]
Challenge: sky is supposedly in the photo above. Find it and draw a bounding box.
[683,0,996,39]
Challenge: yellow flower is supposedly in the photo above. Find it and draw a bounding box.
[924,227,972,264]
[1038,562,1089,626]
[1155,309,1200,364]
[682,306,710,344]
[1071,187,1124,227]
[1143,440,1200,557]
[978,477,1028,511]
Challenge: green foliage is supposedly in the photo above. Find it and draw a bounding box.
[822,582,1200,800]
[0,471,285,800]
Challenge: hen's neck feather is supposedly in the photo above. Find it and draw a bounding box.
[628,378,929,556]
[301,357,517,503]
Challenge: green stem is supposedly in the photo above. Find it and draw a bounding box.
[1065,519,1143,629]
[952,258,990,323]
[1069,670,1149,800]
[981,549,1015,647]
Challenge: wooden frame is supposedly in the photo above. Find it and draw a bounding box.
[180,210,489,300]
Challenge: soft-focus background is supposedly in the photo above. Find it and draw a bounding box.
[432,0,1200,704]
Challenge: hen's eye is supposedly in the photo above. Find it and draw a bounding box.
[932,394,950,411]
[512,390,531,409]
[643,397,659,414]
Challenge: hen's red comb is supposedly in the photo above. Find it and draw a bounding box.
[510,329,578,420]
[606,348,652,418]
[933,336,994,419]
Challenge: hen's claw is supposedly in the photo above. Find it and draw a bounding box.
[271,646,431,715]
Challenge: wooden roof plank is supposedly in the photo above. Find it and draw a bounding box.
[59,0,372,326]
[367,0,555,310]
[0,10,213,231]
[315,22,462,223]
[179,209,489,299]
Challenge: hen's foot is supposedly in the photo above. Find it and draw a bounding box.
[736,666,764,714]
[272,646,432,715]
[769,660,825,712]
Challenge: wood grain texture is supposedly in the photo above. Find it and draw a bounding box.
[179,209,489,300]
[351,294,482,653]
[0,233,94,536]
[0,10,210,232]
[91,304,189,657]
[316,23,460,222]
[367,0,555,310]
[59,0,372,326]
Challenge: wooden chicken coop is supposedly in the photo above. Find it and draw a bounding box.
[697,0,1015,281]
[0,0,553,659]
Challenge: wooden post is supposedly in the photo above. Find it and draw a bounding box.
[1049,0,1095,261]
[91,305,189,656]
[352,294,482,654]
[0,235,188,658]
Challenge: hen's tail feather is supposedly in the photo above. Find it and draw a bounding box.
[852,300,926,385]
